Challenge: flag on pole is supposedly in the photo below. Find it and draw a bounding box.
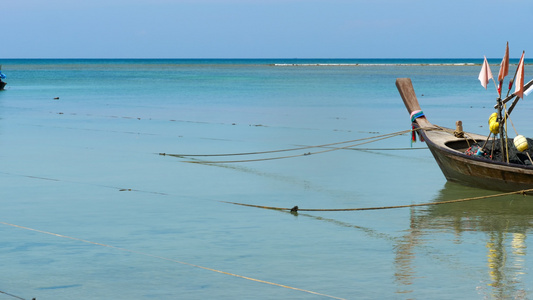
[498,42,509,82]
[515,51,525,98]
[497,42,509,95]
[478,56,493,89]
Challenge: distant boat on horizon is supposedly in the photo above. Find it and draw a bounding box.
[0,65,6,90]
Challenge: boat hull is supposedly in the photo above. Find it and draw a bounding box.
[419,127,533,192]
[397,77,533,192]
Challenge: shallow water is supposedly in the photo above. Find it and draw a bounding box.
[0,59,532,299]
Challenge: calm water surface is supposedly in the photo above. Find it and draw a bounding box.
[0,59,532,299]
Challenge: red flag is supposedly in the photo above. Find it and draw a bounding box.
[498,42,509,82]
[478,56,493,89]
[515,51,525,98]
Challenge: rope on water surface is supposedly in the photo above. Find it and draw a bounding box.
[0,222,346,300]
[0,290,30,300]
[161,130,414,157]
[160,129,418,163]
[222,188,533,212]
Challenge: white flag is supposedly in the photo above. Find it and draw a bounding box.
[478,56,493,89]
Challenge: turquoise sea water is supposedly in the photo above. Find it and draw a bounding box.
[1,59,533,299]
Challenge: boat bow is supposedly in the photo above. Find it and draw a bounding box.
[396,78,533,192]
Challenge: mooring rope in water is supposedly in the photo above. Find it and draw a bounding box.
[336,146,427,151]
[0,290,28,300]
[0,222,346,300]
[161,129,413,158]
[161,129,414,164]
[222,188,533,212]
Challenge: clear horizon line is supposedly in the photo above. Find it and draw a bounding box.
[0,57,526,60]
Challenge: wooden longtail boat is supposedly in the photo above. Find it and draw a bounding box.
[396,78,533,192]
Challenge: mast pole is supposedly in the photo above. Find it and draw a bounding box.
[497,97,506,162]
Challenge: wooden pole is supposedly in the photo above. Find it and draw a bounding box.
[507,96,521,116]
[497,98,506,162]
[493,79,533,109]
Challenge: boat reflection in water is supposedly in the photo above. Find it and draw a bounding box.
[394,182,532,298]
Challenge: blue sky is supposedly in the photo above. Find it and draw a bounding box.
[3,0,533,58]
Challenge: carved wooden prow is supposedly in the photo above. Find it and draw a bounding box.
[396,78,432,128]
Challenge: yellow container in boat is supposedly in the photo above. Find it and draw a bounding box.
[514,135,529,152]
[488,112,498,125]
[489,121,500,134]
